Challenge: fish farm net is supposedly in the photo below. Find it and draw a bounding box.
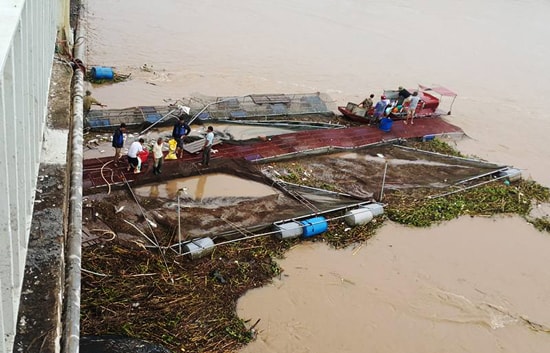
[85,92,335,131]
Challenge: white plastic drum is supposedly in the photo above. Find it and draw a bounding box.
[344,208,374,226]
[498,168,522,182]
[275,221,303,239]
[184,237,215,259]
[361,203,384,217]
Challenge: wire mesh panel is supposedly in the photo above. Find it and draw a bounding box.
[85,93,335,131]
[178,92,334,120]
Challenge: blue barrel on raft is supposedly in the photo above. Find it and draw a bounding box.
[300,216,328,238]
[379,117,393,132]
[91,66,114,80]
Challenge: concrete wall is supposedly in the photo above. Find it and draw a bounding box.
[0,0,66,351]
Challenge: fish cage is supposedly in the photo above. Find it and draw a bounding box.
[85,92,335,131]
[184,92,334,121]
[85,105,181,131]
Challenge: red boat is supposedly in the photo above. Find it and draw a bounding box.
[338,85,457,124]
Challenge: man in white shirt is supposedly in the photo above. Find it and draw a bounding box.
[405,91,422,125]
[127,138,144,173]
[152,137,164,175]
[201,126,214,167]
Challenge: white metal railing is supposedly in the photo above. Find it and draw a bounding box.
[0,1,65,351]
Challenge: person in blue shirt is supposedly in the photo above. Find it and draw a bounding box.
[373,95,389,120]
[172,117,191,159]
[111,123,126,166]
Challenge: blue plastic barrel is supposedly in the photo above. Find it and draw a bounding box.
[91,66,114,80]
[379,117,393,132]
[422,134,435,142]
[300,216,328,238]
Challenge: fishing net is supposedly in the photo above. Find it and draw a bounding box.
[85,92,335,131]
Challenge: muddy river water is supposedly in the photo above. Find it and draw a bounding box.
[85,0,550,351]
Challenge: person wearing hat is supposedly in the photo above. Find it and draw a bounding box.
[172,116,191,159]
[373,95,389,120]
[83,90,106,116]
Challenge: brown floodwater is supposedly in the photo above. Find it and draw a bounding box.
[237,217,550,353]
[85,0,550,351]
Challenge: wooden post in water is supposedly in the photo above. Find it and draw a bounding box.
[377,154,388,202]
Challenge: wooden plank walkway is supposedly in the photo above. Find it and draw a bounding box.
[83,117,464,189]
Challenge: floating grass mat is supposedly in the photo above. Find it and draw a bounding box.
[321,216,384,249]
[406,139,466,158]
[82,236,295,352]
[531,216,550,232]
[384,179,550,227]
[81,219,383,352]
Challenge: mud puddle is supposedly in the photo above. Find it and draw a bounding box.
[134,173,279,201]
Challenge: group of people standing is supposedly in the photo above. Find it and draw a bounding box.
[110,118,215,175]
[359,86,423,125]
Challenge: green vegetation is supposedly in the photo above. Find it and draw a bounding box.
[407,139,467,158]
[81,237,296,353]
[321,218,384,249]
[385,180,549,227]
[530,217,550,232]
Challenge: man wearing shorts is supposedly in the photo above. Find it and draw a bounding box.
[405,91,422,125]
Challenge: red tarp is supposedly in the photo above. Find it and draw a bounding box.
[418,85,457,97]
